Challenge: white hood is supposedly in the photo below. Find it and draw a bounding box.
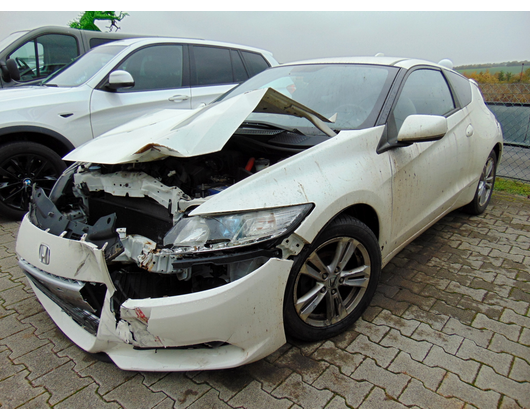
[64,88,336,164]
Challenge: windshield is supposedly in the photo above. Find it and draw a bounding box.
[218,64,399,131]
[0,31,28,52]
[43,44,126,87]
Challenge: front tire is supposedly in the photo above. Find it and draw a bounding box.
[0,142,66,220]
[283,215,381,341]
[464,150,497,215]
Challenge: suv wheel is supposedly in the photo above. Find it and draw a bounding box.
[0,142,66,220]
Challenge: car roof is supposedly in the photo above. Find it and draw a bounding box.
[106,37,275,56]
[283,56,448,70]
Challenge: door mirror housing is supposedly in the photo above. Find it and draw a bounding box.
[397,114,448,143]
[0,58,20,83]
[106,70,134,91]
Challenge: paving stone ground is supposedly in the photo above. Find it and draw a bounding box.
[0,191,529,409]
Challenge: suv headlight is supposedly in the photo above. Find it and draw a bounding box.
[164,204,312,253]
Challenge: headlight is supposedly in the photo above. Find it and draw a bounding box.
[164,204,312,252]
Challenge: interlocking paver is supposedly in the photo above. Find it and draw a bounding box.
[313,365,373,408]
[438,372,501,409]
[1,192,529,409]
[388,351,446,391]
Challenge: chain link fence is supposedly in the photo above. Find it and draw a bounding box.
[479,83,530,182]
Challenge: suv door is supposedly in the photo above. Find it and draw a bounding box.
[388,68,473,250]
[89,43,191,138]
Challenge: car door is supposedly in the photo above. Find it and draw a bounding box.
[388,67,474,251]
[89,43,192,138]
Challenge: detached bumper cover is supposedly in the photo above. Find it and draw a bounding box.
[16,215,291,371]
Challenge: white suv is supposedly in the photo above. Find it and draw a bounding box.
[0,37,278,218]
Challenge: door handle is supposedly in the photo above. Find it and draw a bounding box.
[466,124,474,137]
[168,95,189,103]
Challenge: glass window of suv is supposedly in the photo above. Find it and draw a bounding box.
[241,51,270,77]
[115,44,185,92]
[192,45,234,86]
[9,34,79,81]
[230,49,248,83]
[44,44,126,87]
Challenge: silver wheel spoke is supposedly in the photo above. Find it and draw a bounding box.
[342,265,370,288]
[293,233,375,328]
[326,290,346,322]
[296,283,326,321]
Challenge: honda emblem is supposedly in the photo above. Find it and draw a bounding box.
[39,244,50,265]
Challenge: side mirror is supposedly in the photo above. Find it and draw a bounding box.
[397,114,448,143]
[0,59,21,83]
[106,70,134,91]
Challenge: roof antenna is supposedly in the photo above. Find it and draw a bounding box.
[375,53,385,57]
[438,59,454,69]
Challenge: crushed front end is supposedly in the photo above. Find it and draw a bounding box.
[16,152,311,371]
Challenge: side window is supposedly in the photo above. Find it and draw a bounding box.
[90,38,117,49]
[241,51,270,77]
[230,50,248,83]
[192,46,233,86]
[393,69,455,132]
[8,34,79,81]
[445,71,472,108]
[116,44,184,92]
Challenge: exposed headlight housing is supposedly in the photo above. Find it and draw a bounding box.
[164,204,312,253]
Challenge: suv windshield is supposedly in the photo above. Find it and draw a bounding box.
[219,64,399,131]
[0,31,28,52]
[43,44,126,87]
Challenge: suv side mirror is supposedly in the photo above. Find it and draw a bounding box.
[106,70,134,91]
[397,114,448,143]
[0,59,20,83]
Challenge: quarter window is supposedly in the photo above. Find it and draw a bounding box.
[241,51,270,77]
[445,70,472,108]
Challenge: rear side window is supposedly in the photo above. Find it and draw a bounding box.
[241,51,270,77]
[445,71,472,108]
[90,38,118,49]
[192,46,233,86]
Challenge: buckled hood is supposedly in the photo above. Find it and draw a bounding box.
[64,88,336,164]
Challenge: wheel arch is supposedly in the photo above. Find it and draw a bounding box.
[493,142,503,163]
[0,126,75,158]
[328,203,380,240]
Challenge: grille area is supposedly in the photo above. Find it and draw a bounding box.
[20,260,106,336]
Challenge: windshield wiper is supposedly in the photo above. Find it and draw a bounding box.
[239,121,303,135]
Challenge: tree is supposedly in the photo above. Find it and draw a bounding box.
[69,11,129,32]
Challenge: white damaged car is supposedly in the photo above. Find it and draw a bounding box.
[16,57,503,371]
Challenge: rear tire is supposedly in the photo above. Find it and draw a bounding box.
[463,150,497,215]
[0,142,66,220]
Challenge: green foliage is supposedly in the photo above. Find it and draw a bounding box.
[69,11,128,32]
[495,177,530,196]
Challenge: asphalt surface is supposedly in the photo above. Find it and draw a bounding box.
[0,191,529,408]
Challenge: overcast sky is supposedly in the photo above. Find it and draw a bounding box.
[0,9,529,66]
